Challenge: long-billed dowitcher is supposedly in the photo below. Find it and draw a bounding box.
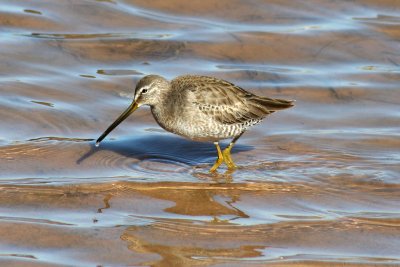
[96,75,294,171]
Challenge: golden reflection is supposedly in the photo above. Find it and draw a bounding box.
[105,180,312,266]
[121,222,265,267]
[116,182,260,266]
[137,185,248,218]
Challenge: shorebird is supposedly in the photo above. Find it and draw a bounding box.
[96,75,294,172]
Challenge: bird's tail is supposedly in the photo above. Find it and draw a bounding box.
[253,96,295,111]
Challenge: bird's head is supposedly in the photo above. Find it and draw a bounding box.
[133,75,169,107]
[96,75,169,146]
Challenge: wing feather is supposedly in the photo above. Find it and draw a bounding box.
[172,75,294,125]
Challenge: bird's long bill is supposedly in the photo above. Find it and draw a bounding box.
[95,101,139,147]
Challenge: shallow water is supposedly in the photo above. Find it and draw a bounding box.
[1,0,399,266]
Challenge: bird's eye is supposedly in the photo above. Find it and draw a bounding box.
[142,89,148,94]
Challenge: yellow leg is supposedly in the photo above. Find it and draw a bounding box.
[222,143,237,169]
[210,142,224,172]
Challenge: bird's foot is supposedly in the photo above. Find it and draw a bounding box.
[222,144,237,170]
[209,142,237,172]
[210,142,224,172]
[210,157,224,172]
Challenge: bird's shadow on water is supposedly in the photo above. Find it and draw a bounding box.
[77,133,253,169]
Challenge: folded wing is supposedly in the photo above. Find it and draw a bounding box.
[176,76,294,125]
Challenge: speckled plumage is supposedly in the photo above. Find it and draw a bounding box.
[97,74,294,171]
[150,75,293,141]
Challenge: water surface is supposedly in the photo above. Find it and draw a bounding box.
[0,0,399,266]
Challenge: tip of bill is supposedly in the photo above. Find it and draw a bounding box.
[95,141,100,147]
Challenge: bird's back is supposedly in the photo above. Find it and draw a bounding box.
[172,75,293,123]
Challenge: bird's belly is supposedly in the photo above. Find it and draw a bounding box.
[161,117,245,141]
[151,107,249,141]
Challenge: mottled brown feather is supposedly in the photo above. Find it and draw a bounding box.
[172,75,294,125]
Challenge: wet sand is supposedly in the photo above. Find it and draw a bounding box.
[0,0,399,266]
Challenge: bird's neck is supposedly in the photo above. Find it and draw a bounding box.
[150,104,171,135]
[150,85,179,132]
